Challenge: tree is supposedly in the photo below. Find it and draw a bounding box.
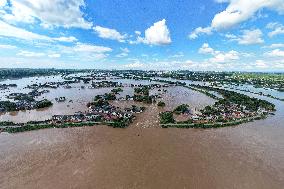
[174,104,189,114]
[157,101,166,107]
[160,112,175,124]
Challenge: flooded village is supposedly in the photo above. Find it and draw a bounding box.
[0,69,283,189]
[0,70,276,132]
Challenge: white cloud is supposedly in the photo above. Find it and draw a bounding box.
[189,27,212,39]
[116,47,130,58]
[225,29,264,45]
[0,21,79,43]
[224,33,237,39]
[237,29,264,45]
[53,36,78,43]
[190,0,284,39]
[212,0,284,30]
[48,53,61,58]
[0,44,17,49]
[0,1,7,7]
[214,0,230,2]
[265,43,284,48]
[0,20,52,41]
[209,50,239,63]
[0,0,92,29]
[198,43,215,54]
[198,43,240,63]
[73,43,112,53]
[254,60,268,68]
[93,26,127,42]
[265,49,284,57]
[116,53,128,58]
[138,19,171,45]
[135,31,141,35]
[17,50,45,57]
[170,52,184,58]
[267,22,284,37]
[120,48,130,53]
[124,61,144,69]
[54,43,112,61]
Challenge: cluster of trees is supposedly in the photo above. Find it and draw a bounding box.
[4,122,101,133]
[93,93,116,102]
[0,99,53,112]
[104,93,116,100]
[0,84,17,90]
[35,100,53,109]
[0,101,17,111]
[174,104,189,114]
[14,94,35,102]
[134,86,150,95]
[133,86,156,104]
[201,105,220,116]
[0,121,15,126]
[0,68,82,80]
[133,95,155,104]
[190,84,276,112]
[219,89,275,111]
[111,88,123,94]
[89,95,111,107]
[159,112,175,124]
[107,117,132,128]
[157,101,166,107]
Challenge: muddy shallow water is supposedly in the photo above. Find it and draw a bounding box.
[0,124,283,189]
[0,77,284,189]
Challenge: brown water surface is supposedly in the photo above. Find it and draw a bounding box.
[0,77,283,189]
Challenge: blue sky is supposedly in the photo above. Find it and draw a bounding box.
[0,0,284,71]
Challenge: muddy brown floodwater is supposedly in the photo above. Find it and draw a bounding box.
[0,78,284,189]
[0,124,283,189]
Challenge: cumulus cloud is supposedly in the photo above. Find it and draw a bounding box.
[189,0,284,39]
[212,0,284,30]
[237,29,264,45]
[209,50,239,63]
[198,43,239,63]
[135,31,141,35]
[267,22,284,38]
[138,19,171,45]
[198,43,215,54]
[254,60,268,68]
[189,27,212,39]
[93,26,127,42]
[0,0,92,29]
[224,29,264,45]
[116,47,130,58]
[265,49,284,57]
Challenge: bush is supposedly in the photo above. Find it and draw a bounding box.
[157,101,166,107]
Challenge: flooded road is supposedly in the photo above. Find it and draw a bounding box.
[0,77,283,189]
